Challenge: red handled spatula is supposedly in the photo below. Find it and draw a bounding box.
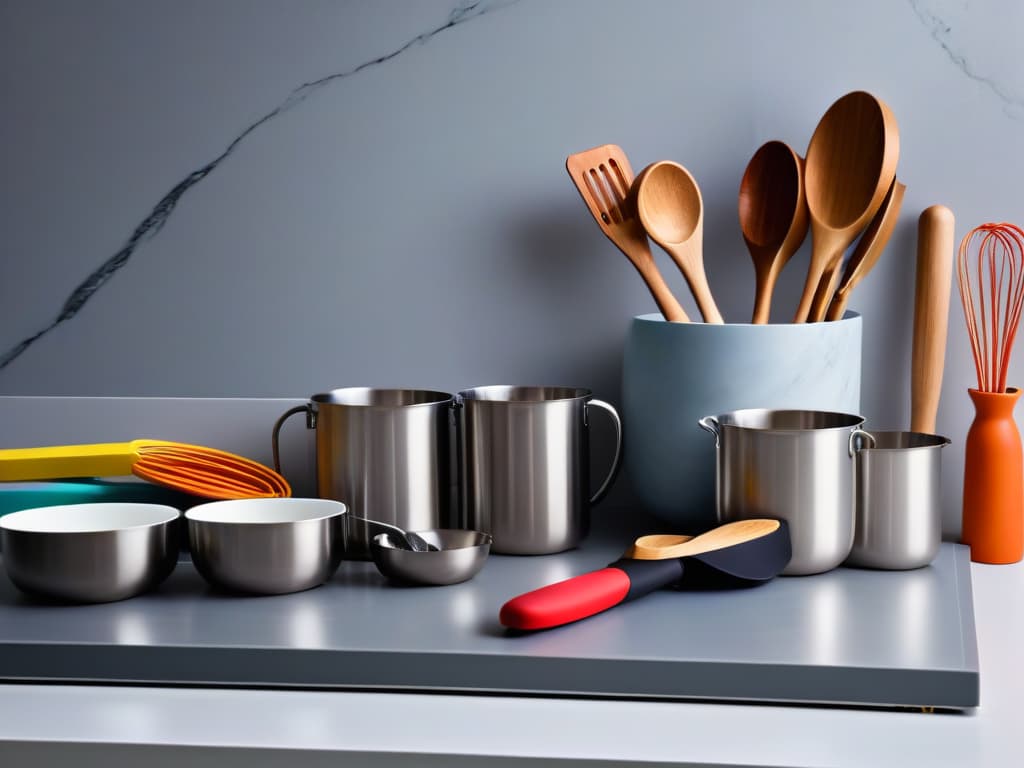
[499,519,790,631]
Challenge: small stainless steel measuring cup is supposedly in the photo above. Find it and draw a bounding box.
[370,529,492,586]
[846,430,951,570]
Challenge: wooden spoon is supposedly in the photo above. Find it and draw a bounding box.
[636,161,724,323]
[739,141,809,323]
[819,178,906,321]
[626,519,782,559]
[793,91,900,322]
[911,205,955,433]
[566,145,690,322]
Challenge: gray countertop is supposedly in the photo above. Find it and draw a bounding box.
[0,516,978,709]
[2,556,1019,768]
[0,395,1012,766]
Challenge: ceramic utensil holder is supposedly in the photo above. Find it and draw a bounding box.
[962,387,1024,564]
[623,312,862,530]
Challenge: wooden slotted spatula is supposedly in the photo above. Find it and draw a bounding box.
[566,145,689,322]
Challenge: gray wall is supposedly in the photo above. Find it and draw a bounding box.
[3,0,1023,535]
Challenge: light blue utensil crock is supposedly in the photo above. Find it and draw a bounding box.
[622,312,862,530]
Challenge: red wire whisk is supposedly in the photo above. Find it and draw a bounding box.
[957,222,1024,393]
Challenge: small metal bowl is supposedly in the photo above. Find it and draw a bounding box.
[185,498,346,595]
[370,529,492,586]
[0,502,180,603]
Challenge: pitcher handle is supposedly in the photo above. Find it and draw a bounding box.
[272,404,316,474]
[698,415,721,446]
[849,428,876,457]
[587,399,623,505]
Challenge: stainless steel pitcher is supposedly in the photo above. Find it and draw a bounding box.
[457,386,622,555]
[273,388,454,559]
[699,409,864,575]
[846,430,950,570]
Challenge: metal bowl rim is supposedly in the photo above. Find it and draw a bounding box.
[457,385,592,403]
[714,408,865,432]
[0,502,181,534]
[185,498,347,524]
[855,430,952,451]
[371,530,492,552]
[310,387,454,408]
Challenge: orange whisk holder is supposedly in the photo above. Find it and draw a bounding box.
[957,222,1024,563]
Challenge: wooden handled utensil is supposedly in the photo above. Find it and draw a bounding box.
[795,91,900,322]
[911,205,955,433]
[636,161,724,323]
[566,145,689,322]
[816,178,906,322]
[739,141,809,324]
[499,519,790,631]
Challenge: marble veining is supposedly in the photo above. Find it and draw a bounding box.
[0,0,519,373]
[909,0,1024,119]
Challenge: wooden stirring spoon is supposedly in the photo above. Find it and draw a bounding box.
[566,145,689,322]
[794,91,900,322]
[626,519,782,559]
[739,141,809,323]
[636,161,724,323]
[819,179,906,321]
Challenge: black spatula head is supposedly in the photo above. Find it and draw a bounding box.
[679,519,791,588]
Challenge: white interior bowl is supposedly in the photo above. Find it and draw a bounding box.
[0,502,181,603]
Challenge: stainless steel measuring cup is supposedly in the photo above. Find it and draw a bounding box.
[699,409,864,575]
[846,430,951,570]
[458,386,623,555]
[272,388,455,559]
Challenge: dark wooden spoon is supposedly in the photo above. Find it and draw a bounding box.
[739,141,809,324]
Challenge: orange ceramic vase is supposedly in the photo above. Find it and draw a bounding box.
[962,387,1024,564]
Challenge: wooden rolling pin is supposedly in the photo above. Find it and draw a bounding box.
[911,205,955,434]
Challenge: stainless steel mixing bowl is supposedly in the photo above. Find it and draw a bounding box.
[370,529,492,585]
[186,498,346,595]
[0,502,180,603]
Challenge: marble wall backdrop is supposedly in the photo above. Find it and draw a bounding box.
[2,0,1023,535]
